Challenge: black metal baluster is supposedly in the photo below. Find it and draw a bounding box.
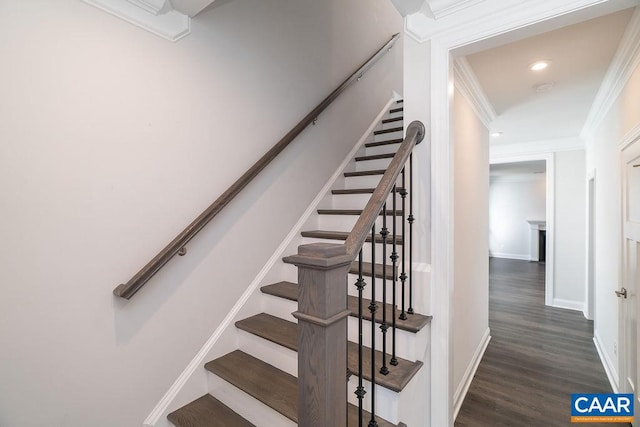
[399,168,408,321]
[355,250,366,426]
[380,203,389,376]
[390,186,398,367]
[408,153,415,315]
[368,224,378,427]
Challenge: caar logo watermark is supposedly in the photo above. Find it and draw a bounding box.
[571,393,634,423]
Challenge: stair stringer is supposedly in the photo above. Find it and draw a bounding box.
[143,98,396,427]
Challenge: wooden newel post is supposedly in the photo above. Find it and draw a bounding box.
[283,242,352,427]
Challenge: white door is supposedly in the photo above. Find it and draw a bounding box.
[619,137,640,426]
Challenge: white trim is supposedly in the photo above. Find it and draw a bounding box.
[429,39,455,427]
[489,252,530,261]
[142,99,396,426]
[406,0,614,44]
[618,122,640,150]
[82,0,191,42]
[584,169,596,320]
[126,0,169,15]
[490,137,584,158]
[453,328,491,420]
[581,7,640,139]
[453,57,497,129]
[594,331,620,393]
[551,298,585,312]
[429,0,487,19]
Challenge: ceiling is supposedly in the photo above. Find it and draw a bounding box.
[460,7,635,146]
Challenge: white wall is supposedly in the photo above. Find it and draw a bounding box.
[0,1,402,426]
[554,150,587,309]
[586,60,640,390]
[489,175,546,259]
[452,87,490,411]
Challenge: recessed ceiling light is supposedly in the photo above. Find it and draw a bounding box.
[533,81,555,93]
[491,132,503,137]
[530,60,550,71]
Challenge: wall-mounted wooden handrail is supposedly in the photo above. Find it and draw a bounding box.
[344,120,425,259]
[114,33,401,299]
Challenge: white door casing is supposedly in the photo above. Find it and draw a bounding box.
[620,134,640,425]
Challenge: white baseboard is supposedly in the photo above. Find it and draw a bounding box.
[142,98,396,426]
[593,331,619,393]
[453,327,491,420]
[489,252,530,261]
[551,298,585,313]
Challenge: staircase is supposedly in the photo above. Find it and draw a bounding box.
[167,101,431,427]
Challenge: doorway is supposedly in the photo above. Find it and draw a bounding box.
[489,154,555,305]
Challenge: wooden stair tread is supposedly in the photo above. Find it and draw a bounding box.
[365,138,403,148]
[205,350,399,427]
[374,127,403,135]
[332,187,405,195]
[317,209,403,216]
[261,282,431,333]
[390,107,403,113]
[167,394,255,427]
[355,153,395,162]
[382,116,403,124]
[205,350,297,422]
[344,169,386,177]
[236,313,423,393]
[301,230,403,245]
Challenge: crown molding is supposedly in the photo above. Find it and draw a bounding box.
[491,137,584,158]
[171,0,218,17]
[618,122,640,150]
[453,57,496,128]
[427,0,487,19]
[581,7,640,139]
[405,0,613,43]
[83,0,191,42]
[127,0,170,15]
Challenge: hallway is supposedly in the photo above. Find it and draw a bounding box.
[455,258,623,427]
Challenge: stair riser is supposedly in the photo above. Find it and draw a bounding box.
[373,130,403,142]
[206,374,295,427]
[315,215,406,235]
[262,292,299,323]
[237,329,298,377]
[380,120,403,131]
[328,192,401,210]
[260,263,298,289]
[365,143,401,156]
[346,317,427,361]
[354,158,394,172]
[343,174,385,188]
[347,381,400,424]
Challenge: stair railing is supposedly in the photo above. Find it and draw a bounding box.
[113,33,400,300]
[284,120,425,426]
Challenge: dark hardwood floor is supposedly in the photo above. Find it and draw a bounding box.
[455,258,626,427]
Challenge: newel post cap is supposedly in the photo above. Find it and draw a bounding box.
[283,243,352,269]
